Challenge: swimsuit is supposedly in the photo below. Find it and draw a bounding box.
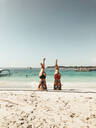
[55,74,61,80]
[40,74,46,79]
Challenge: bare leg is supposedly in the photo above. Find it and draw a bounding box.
[55,59,59,70]
[55,59,59,74]
[43,58,46,69]
[55,59,58,67]
[40,63,43,69]
[38,84,41,89]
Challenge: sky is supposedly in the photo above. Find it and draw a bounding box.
[0,0,96,67]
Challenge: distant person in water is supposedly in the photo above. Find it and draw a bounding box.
[38,58,47,90]
[54,59,62,90]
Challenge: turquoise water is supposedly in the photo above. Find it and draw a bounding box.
[0,68,96,82]
[0,68,96,89]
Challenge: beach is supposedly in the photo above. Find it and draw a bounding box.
[1,0,96,127]
[0,90,96,128]
[0,68,96,128]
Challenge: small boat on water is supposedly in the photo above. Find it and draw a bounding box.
[0,69,10,77]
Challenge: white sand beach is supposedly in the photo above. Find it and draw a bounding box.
[0,91,96,128]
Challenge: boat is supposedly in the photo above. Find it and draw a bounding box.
[0,69,10,77]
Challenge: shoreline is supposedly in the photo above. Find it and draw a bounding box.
[0,88,96,93]
[0,81,96,91]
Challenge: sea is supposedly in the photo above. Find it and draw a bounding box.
[0,68,96,91]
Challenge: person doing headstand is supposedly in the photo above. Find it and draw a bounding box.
[54,59,62,90]
[38,58,47,91]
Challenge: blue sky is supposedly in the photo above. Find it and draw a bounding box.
[0,0,96,67]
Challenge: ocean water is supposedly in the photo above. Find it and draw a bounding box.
[0,68,96,90]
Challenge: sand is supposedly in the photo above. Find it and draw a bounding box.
[0,91,96,128]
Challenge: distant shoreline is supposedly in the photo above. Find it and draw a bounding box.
[47,66,96,72]
[1,66,96,72]
[0,66,96,68]
[47,66,96,68]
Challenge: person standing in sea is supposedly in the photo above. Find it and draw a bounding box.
[38,58,47,90]
[54,59,62,90]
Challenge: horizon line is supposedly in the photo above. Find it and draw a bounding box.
[0,65,96,69]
